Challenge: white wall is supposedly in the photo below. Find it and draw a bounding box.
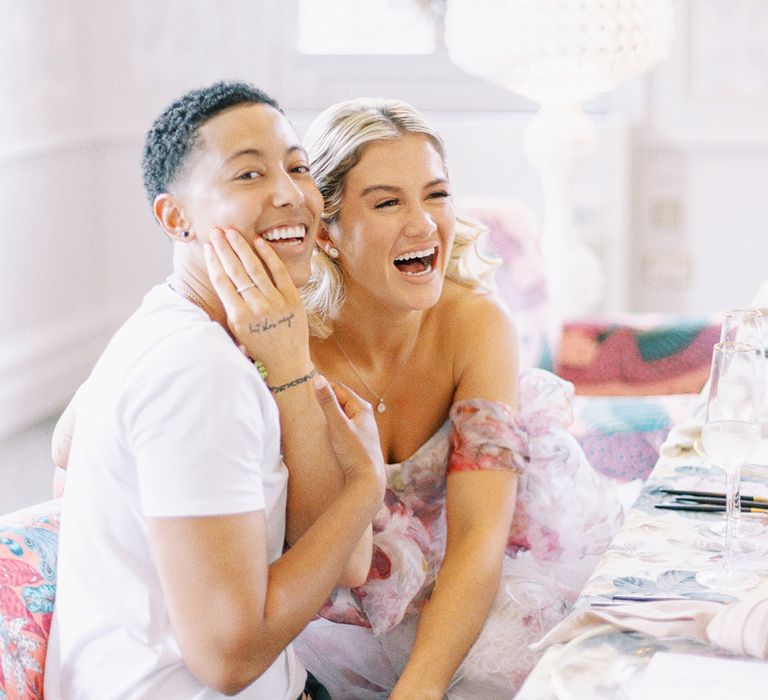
[1,0,274,439]
[2,0,768,438]
[0,1,116,439]
[632,0,768,314]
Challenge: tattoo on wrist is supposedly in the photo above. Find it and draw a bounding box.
[268,368,317,394]
[249,313,294,335]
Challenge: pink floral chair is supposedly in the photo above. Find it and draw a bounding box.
[0,499,60,699]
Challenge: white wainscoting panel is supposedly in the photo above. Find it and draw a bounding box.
[0,308,126,441]
[1,135,166,438]
[652,0,768,146]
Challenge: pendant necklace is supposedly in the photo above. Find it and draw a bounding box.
[331,334,416,414]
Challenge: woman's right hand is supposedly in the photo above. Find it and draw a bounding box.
[312,375,386,498]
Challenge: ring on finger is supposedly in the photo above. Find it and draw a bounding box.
[236,282,257,294]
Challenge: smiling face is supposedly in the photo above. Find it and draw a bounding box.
[327,133,456,310]
[169,103,323,287]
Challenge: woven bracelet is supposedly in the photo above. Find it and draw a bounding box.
[268,368,317,394]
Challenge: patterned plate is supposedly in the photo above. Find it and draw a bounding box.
[551,625,736,700]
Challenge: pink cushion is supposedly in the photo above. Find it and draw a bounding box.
[557,315,721,396]
[463,197,557,370]
[0,500,60,699]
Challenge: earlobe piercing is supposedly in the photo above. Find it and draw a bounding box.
[328,247,340,259]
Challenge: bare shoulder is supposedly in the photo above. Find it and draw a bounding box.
[436,281,519,403]
[438,280,517,344]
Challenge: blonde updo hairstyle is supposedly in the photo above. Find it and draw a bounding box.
[301,97,498,338]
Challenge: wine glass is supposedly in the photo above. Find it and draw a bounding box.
[707,310,767,538]
[719,308,766,390]
[696,342,762,592]
[755,310,768,435]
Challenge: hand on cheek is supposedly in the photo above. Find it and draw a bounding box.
[204,228,312,383]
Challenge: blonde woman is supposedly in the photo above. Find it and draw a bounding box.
[289,99,622,699]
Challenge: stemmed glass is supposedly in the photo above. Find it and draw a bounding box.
[707,310,767,538]
[696,342,762,592]
[719,309,766,410]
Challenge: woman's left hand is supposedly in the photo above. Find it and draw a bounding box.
[204,227,312,384]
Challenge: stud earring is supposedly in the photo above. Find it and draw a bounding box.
[181,231,190,239]
[327,247,340,259]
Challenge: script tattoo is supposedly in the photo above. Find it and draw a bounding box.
[248,312,294,335]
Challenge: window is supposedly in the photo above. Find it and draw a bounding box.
[298,0,438,55]
[270,0,529,112]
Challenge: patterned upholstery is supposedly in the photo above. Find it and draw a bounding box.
[0,500,60,699]
[557,315,721,396]
[569,393,704,482]
[554,317,717,480]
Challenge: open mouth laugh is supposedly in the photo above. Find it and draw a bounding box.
[393,244,438,277]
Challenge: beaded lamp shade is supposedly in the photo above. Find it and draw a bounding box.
[444,0,674,106]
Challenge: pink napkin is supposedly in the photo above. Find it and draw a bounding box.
[530,597,768,658]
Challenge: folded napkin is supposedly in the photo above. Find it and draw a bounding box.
[530,597,768,659]
[659,416,703,458]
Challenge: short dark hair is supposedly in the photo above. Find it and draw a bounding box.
[142,80,281,203]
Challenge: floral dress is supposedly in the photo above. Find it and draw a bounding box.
[293,369,624,699]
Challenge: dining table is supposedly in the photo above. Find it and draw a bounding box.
[516,425,768,699]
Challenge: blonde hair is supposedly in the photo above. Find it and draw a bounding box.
[301,97,498,338]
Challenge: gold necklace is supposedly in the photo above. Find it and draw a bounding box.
[167,277,268,381]
[167,277,208,313]
[331,334,416,414]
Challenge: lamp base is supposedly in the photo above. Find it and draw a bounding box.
[543,238,604,319]
[524,105,604,318]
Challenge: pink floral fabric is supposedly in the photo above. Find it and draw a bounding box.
[298,369,624,698]
[0,500,60,700]
[447,400,526,475]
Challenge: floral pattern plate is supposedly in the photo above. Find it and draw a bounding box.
[552,625,737,700]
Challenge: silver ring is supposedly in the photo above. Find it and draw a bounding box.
[236,282,257,294]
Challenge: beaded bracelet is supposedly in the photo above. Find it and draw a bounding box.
[268,368,317,394]
[237,344,269,382]
[253,360,268,382]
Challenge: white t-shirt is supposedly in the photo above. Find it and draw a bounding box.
[44,285,305,700]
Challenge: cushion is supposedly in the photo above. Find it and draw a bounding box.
[570,393,703,482]
[463,197,557,371]
[557,315,721,396]
[0,500,60,699]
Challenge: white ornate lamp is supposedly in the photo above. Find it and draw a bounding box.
[444,0,674,318]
